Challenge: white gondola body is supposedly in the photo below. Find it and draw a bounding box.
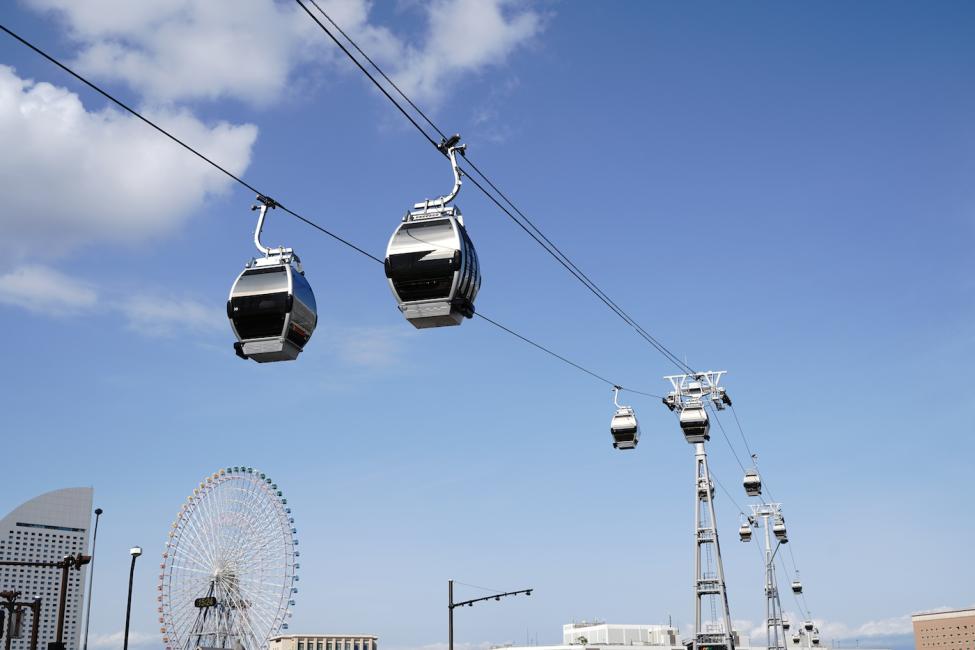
[743,468,762,497]
[228,256,317,362]
[610,406,640,450]
[679,406,710,443]
[739,524,752,542]
[773,518,789,543]
[791,580,803,594]
[384,205,480,329]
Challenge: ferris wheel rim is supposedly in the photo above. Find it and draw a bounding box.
[158,466,298,650]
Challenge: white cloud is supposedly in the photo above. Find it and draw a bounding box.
[24,0,542,106]
[0,263,223,340]
[0,65,257,255]
[393,0,542,104]
[88,630,156,649]
[118,294,224,338]
[764,610,919,642]
[0,264,97,313]
[384,643,492,650]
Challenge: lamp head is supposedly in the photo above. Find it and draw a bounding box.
[95,508,103,516]
[130,547,142,557]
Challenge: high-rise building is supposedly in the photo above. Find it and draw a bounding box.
[913,608,975,650]
[0,487,93,650]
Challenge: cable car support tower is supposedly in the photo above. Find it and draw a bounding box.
[744,503,788,650]
[664,371,735,650]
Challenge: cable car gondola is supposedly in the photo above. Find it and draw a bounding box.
[609,386,640,450]
[773,515,788,543]
[804,621,814,632]
[385,135,480,328]
[679,405,710,443]
[743,467,762,497]
[783,619,791,632]
[228,198,317,362]
[739,522,752,542]
[792,572,803,594]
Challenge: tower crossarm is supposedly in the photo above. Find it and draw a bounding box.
[664,371,730,411]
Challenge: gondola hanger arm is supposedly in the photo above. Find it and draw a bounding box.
[252,195,282,257]
[416,134,466,210]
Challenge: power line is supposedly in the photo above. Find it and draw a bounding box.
[294,0,696,376]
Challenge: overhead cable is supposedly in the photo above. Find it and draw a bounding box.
[0,20,663,401]
[294,0,696,376]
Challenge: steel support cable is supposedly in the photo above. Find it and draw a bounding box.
[0,23,383,265]
[710,472,747,518]
[0,21,670,402]
[779,553,811,621]
[294,0,697,377]
[709,405,749,476]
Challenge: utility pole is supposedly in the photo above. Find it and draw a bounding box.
[0,555,89,650]
[0,591,42,650]
[447,580,532,650]
[54,554,92,649]
[664,371,735,650]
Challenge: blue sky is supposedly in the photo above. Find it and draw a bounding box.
[1,2,973,650]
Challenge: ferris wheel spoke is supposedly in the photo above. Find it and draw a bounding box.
[223,581,266,648]
[184,498,219,568]
[160,469,297,650]
[179,512,218,570]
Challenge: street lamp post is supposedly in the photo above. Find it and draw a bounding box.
[447,579,532,650]
[122,547,142,650]
[82,508,103,650]
[0,591,43,650]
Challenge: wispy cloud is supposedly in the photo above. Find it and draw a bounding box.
[0,264,97,313]
[88,630,156,649]
[384,642,493,650]
[325,324,415,369]
[118,294,224,338]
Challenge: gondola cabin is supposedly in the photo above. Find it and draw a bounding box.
[610,406,640,450]
[385,205,480,328]
[792,579,803,594]
[739,523,752,542]
[228,256,317,362]
[743,467,762,497]
[679,406,710,443]
[773,516,788,543]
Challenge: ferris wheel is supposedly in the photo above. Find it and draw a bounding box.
[159,466,299,650]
